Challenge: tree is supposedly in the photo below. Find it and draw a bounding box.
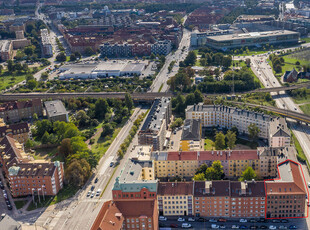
[70,54,76,61]
[245,58,251,67]
[101,123,114,138]
[124,93,134,111]
[24,46,35,56]
[184,51,197,66]
[41,72,48,81]
[41,131,50,144]
[33,113,38,121]
[230,126,239,136]
[94,98,109,120]
[239,166,257,181]
[195,163,208,174]
[296,61,300,66]
[274,64,282,73]
[212,160,224,180]
[56,52,66,62]
[222,56,232,69]
[248,123,260,142]
[226,130,236,150]
[205,167,216,180]
[194,89,203,103]
[26,79,37,90]
[7,60,14,72]
[185,93,195,106]
[170,118,183,129]
[74,51,82,59]
[65,159,91,187]
[193,173,205,181]
[35,119,52,137]
[76,110,90,127]
[58,138,73,158]
[0,64,3,74]
[84,47,95,56]
[215,132,225,150]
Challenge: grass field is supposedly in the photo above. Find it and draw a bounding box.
[14,200,28,209]
[204,138,214,150]
[0,74,26,91]
[300,104,310,116]
[301,37,310,43]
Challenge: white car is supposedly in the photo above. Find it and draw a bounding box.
[209,219,217,223]
[188,217,195,222]
[86,191,91,197]
[178,217,185,222]
[232,225,239,229]
[182,223,192,228]
[269,226,277,230]
[159,216,167,221]
[90,191,95,198]
[211,224,220,229]
[239,219,247,223]
[96,189,101,196]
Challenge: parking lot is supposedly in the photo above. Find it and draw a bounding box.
[159,217,307,229]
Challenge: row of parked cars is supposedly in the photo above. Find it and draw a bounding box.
[1,179,12,210]
[159,216,297,229]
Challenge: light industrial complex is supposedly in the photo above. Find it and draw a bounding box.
[59,61,147,80]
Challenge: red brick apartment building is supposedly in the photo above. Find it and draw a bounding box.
[91,199,158,230]
[0,136,64,197]
[0,121,29,143]
[0,99,43,123]
[265,160,308,219]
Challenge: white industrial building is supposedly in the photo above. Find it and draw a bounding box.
[59,61,146,80]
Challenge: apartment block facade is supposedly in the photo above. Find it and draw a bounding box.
[186,105,290,148]
[0,120,29,143]
[40,29,53,57]
[157,182,194,216]
[138,97,171,151]
[0,99,43,123]
[151,148,278,179]
[265,160,307,218]
[0,136,64,197]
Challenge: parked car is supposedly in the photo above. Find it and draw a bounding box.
[240,225,248,229]
[250,226,258,229]
[87,191,91,197]
[232,225,240,229]
[211,224,219,229]
[260,226,267,229]
[0,183,4,189]
[90,186,95,191]
[7,204,12,210]
[279,226,287,230]
[94,178,98,183]
[170,223,178,228]
[272,219,280,223]
[220,224,226,229]
[159,216,167,221]
[218,218,227,222]
[188,217,195,222]
[240,219,247,223]
[182,223,192,228]
[90,191,95,198]
[289,226,297,229]
[250,219,257,223]
[259,218,267,223]
[209,219,217,223]
[96,189,101,196]
[178,217,185,222]
[197,217,205,222]
[281,219,289,223]
[269,226,277,230]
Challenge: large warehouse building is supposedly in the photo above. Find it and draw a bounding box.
[197,30,299,51]
[59,61,146,80]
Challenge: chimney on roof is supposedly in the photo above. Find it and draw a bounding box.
[241,181,247,195]
[204,181,212,194]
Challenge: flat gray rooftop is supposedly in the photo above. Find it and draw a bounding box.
[44,100,68,118]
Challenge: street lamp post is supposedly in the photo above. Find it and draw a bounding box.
[31,188,35,205]
[42,185,45,201]
[38,188,41,204]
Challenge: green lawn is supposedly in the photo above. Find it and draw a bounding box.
[301,37,310,43]
[291,131,308,163]
[299,104,310,116]
[204,138,214,150]
[14,200,28,209]
[0,74,26,91]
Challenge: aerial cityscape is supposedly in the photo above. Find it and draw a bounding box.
[1,0,310,230]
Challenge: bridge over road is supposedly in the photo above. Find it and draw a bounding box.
[230,101,310,124]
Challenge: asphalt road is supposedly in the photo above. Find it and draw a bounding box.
[150,28,191,93]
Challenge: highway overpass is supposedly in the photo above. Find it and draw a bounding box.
[230,101,310,124]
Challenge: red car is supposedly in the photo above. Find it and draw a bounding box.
[170,223,178,228]
[218,218,227,222]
